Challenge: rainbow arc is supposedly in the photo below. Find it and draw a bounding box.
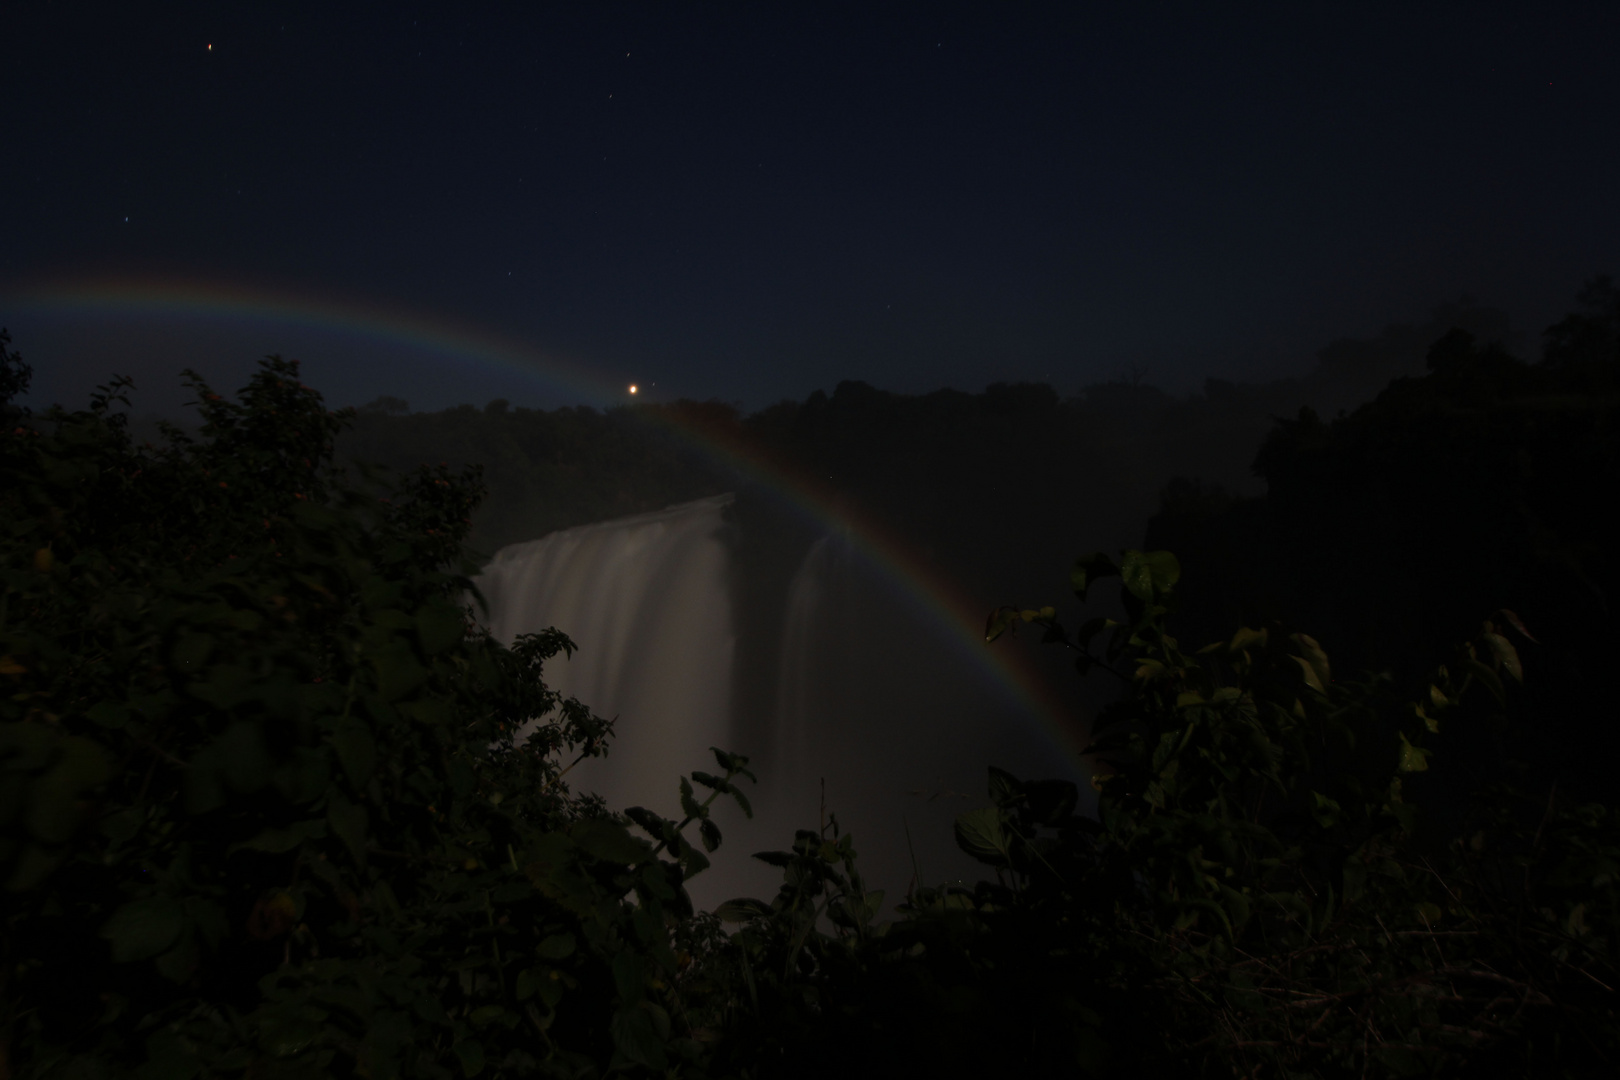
[7,275,1082,761]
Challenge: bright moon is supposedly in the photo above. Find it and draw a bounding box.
[628,384,638,394]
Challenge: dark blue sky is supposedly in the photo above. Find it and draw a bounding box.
[4,1,1617,416]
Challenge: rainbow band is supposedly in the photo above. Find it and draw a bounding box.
[5,276,1081,761]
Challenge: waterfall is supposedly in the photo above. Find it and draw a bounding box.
[475,493,1080,911]
[475,494,736,817]
[772,534,835,779]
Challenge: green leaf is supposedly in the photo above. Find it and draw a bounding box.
[713,898,772,923]
[100,806,145,846]
[1120,550,1179,601]
[1466,658,1506,705]
[953,807,1011,866]
[0,720,57,771]
[1291,632,1331,687]
[170,631,215,675]
[333,717,377,789]
[637,862,676,903]
[102,896,186,962]
[329,790,369,867]
[216,720,272,794]
[1228,626,1268,654]
[612,949,645,1003]
[291,500,341,531]
[185,896,230,950]
[401,698,454,726]
[984,607,1018,643]
[1219,884,1251,929]
[1310,790,1342,828]
[272,747,332,804]
[987,766,1020,805]
[688,770,728,792]
[1023,778,1078,825]
[699,817,721,853]
[4,843,62,892]
[230,819,328,855]
[412,991,452,1027]
[84,700,130,729]
[371,642,427,701]
[1397,732,1430,773]
[1069,552,1119,600]
[1482,630,1524,682]
[183,745,224,815]
[681,846,710,879]
[188,663,254,709]
[154,930,200,984]
[453,1038,485,1078]
[415,600,466,655]
[136,1030,202,1080]
[710,747,752,777]
[1291,654,1326,694]
[26,737,111,844]
[623,806,670,839]
[536,932,576,959]
[372,607,416,631]
[571,818,651,865]
[256,1014,321,1058]
[1172,898,1234,939]
[446,754,475,796]
[679,776,702,820]
[610,1004,668,1071]
[468,1005,511,1028]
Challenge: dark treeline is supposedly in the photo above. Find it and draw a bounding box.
[1150,275,1620,807]
[338,295,1524,629]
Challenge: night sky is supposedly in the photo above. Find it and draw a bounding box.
[4,1,1617,418]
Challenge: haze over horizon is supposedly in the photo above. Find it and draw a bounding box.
[4,2,1616,419]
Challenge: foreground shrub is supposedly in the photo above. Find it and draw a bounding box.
[694,552,1617,1077]
[0,358,751,1078]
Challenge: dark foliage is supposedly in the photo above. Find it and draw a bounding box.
[1,328,31,416]
[0,358,755,1078]
[689,553,1617,1078]
[1146,274,1620,804]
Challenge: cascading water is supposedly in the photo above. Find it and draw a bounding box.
[475,494,1081,912]
[771,534,835,780]
[475,494,737,816]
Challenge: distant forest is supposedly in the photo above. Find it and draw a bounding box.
[339,294,1524,573]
